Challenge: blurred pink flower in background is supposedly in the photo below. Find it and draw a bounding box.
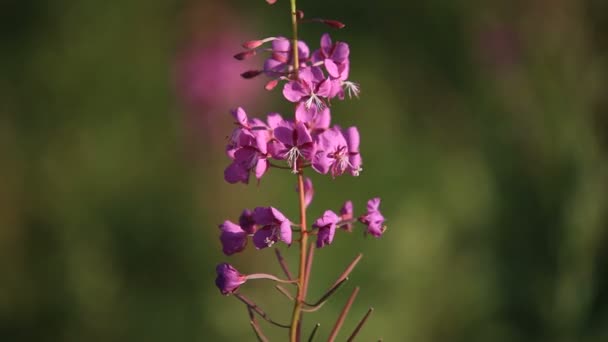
[174,2,264,147]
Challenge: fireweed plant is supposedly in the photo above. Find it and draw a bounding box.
[214,0,386,341]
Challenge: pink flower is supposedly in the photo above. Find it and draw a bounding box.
[312,210,340,248]
[215,263,247,295]
[312,126,362,177]
[358,198,386,237]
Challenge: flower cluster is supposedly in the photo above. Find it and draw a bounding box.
[213,2,387,340]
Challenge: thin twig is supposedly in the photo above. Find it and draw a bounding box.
[333,253,362,288]
[328,286,360,342]
[303,277,349,309]
[275,248,293,280]
[248,308,269,342]
[307,323,321,342]
[234,293,291,328]
[302,242,315,298]
[276,285,295,301]
[346,307,374,342]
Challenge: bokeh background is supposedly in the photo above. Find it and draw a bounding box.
[2,0,608,341]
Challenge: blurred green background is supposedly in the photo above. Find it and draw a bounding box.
[2,0,608,341]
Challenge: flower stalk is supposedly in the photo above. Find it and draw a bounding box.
[214,0,389,340]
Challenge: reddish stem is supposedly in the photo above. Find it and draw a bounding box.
[328,287,360,342]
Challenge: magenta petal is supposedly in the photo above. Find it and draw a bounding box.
[219,221,247,255]
[297,41,310,59]
[264,58,284,75]
[324,59,341,78]
[316,78,333,97]
[224,161,249,184]
[254,158,268,180]
[320,33,332,55]
[367,198,381,212]
[295,102,314,123]
[295,122,313,146]
[303,177,314,208]
[315,107,331,130]
[266,112,284,129]
[312,151,332,174]
[272,37,290,52]
[252,228,273,249]
[269,206,288,222]
[282,81,305,102]
[268,140,287,159]
[332,42,350,62]
[279,220,292,245]
[253,207,274,225]
[349,153,362,175]
[274,126,295,146]
[232,107,248,127]
[344,126,360,152]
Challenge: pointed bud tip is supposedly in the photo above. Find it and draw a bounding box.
[234,50,256,61]
[265,79,280,91]
[242,40,264,49]
[322,19,346,29]
[241,70,262,79]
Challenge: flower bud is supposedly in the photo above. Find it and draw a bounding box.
[215,263,247,295]
[241,70,263,79]
[234,50,256,61]
[265,79,280,91]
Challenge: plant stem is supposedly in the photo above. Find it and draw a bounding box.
[290,172,308,341]
[289,1,307,341]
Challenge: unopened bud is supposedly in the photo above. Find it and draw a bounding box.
[241,70,263,79]
[265,79,279,91]
[296,10,304,20]
[266,0,277,4]
[320,19,346,29]
[234,50,256,61]
[242,40,264,49]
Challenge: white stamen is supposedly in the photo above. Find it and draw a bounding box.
[342,81,360,99]
[305,93,325,110]
[286,146,302,173]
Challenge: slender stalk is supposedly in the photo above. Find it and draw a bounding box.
[346,307,374,341]
[235,293,291,328]
[275,248,293,280]
[307,323,321,342]
[290,172,309,341]
[328,287,360,342]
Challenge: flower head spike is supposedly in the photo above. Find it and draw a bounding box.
[252,207,293,249]
[312,210,340,248]
[359,198,386,237]
[215,263,247,295]
[219,220,249,255]
[339,200,354,231]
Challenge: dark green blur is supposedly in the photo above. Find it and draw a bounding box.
[1,0,607,341]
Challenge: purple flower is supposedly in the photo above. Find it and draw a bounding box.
[238,209,256,234]
[358,198,386,237]
[215,263,247,295]
[264,37,310,76]
[296,177,314,208]
[252,207,292,249]
[339,200,354,231]
[313,33,350,80]
[312,126,362,177]
[282,67,332,110]
[219,220,249,255]
[224,109,271,184]
[295,102,330,134]
[312,210,340,248]
[269,121,316,172]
